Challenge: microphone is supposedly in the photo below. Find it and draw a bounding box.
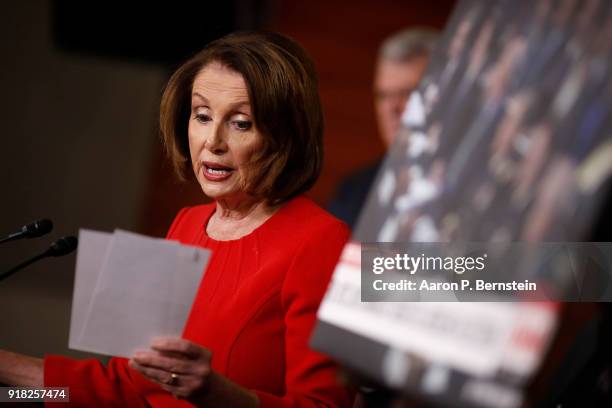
[0,219,53,244]
[47,236,78,256]
[0,236,78,282]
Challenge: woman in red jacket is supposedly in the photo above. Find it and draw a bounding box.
[0,31,353,407]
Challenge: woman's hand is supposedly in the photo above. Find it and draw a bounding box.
[129,337,212,399]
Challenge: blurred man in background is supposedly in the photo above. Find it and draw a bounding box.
[328,28,438,229]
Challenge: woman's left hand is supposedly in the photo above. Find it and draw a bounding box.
[129,337,212,398]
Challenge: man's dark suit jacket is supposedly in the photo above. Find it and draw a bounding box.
[327,161,381,230]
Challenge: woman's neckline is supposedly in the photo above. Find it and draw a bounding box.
[202,199,291,243]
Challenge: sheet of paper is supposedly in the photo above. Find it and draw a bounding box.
[71,229,210,358]
[68,229,112,350]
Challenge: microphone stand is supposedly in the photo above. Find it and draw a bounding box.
[0,253,47,282]
[0,236,77,283]
[0,233,23,245]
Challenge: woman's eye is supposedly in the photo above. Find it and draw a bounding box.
[194,113,211,124]
[233,120,252,131]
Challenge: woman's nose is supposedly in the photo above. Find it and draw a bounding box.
[205,123,227,154]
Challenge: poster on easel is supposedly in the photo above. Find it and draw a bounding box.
[312,1,612,407]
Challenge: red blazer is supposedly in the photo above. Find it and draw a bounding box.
[45,197,353,407]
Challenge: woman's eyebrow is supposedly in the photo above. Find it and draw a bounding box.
[191,93,250,112]
[228,101,251,112]
[191,92,209,104]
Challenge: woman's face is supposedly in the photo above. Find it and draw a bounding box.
[188,62,263,204]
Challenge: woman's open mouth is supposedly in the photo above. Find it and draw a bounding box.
[202,161,234,181]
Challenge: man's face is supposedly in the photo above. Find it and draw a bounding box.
[374,56,429,147]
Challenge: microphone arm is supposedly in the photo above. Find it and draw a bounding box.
[0,236,78,283]
[0,253,47,282]
[0,233,20,244]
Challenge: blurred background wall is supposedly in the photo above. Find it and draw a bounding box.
[0,0,453,359]
[0,1,166,359]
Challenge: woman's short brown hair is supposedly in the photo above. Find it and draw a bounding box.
[160,31,323,205]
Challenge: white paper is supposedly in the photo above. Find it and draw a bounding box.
[68,229,111,350]
[70,229,210,358]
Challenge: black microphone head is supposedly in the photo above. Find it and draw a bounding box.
[48,236,78,257]
[22,219,53,238]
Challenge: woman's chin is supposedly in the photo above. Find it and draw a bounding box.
[200,183,238,201]
[200,187,229,201]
